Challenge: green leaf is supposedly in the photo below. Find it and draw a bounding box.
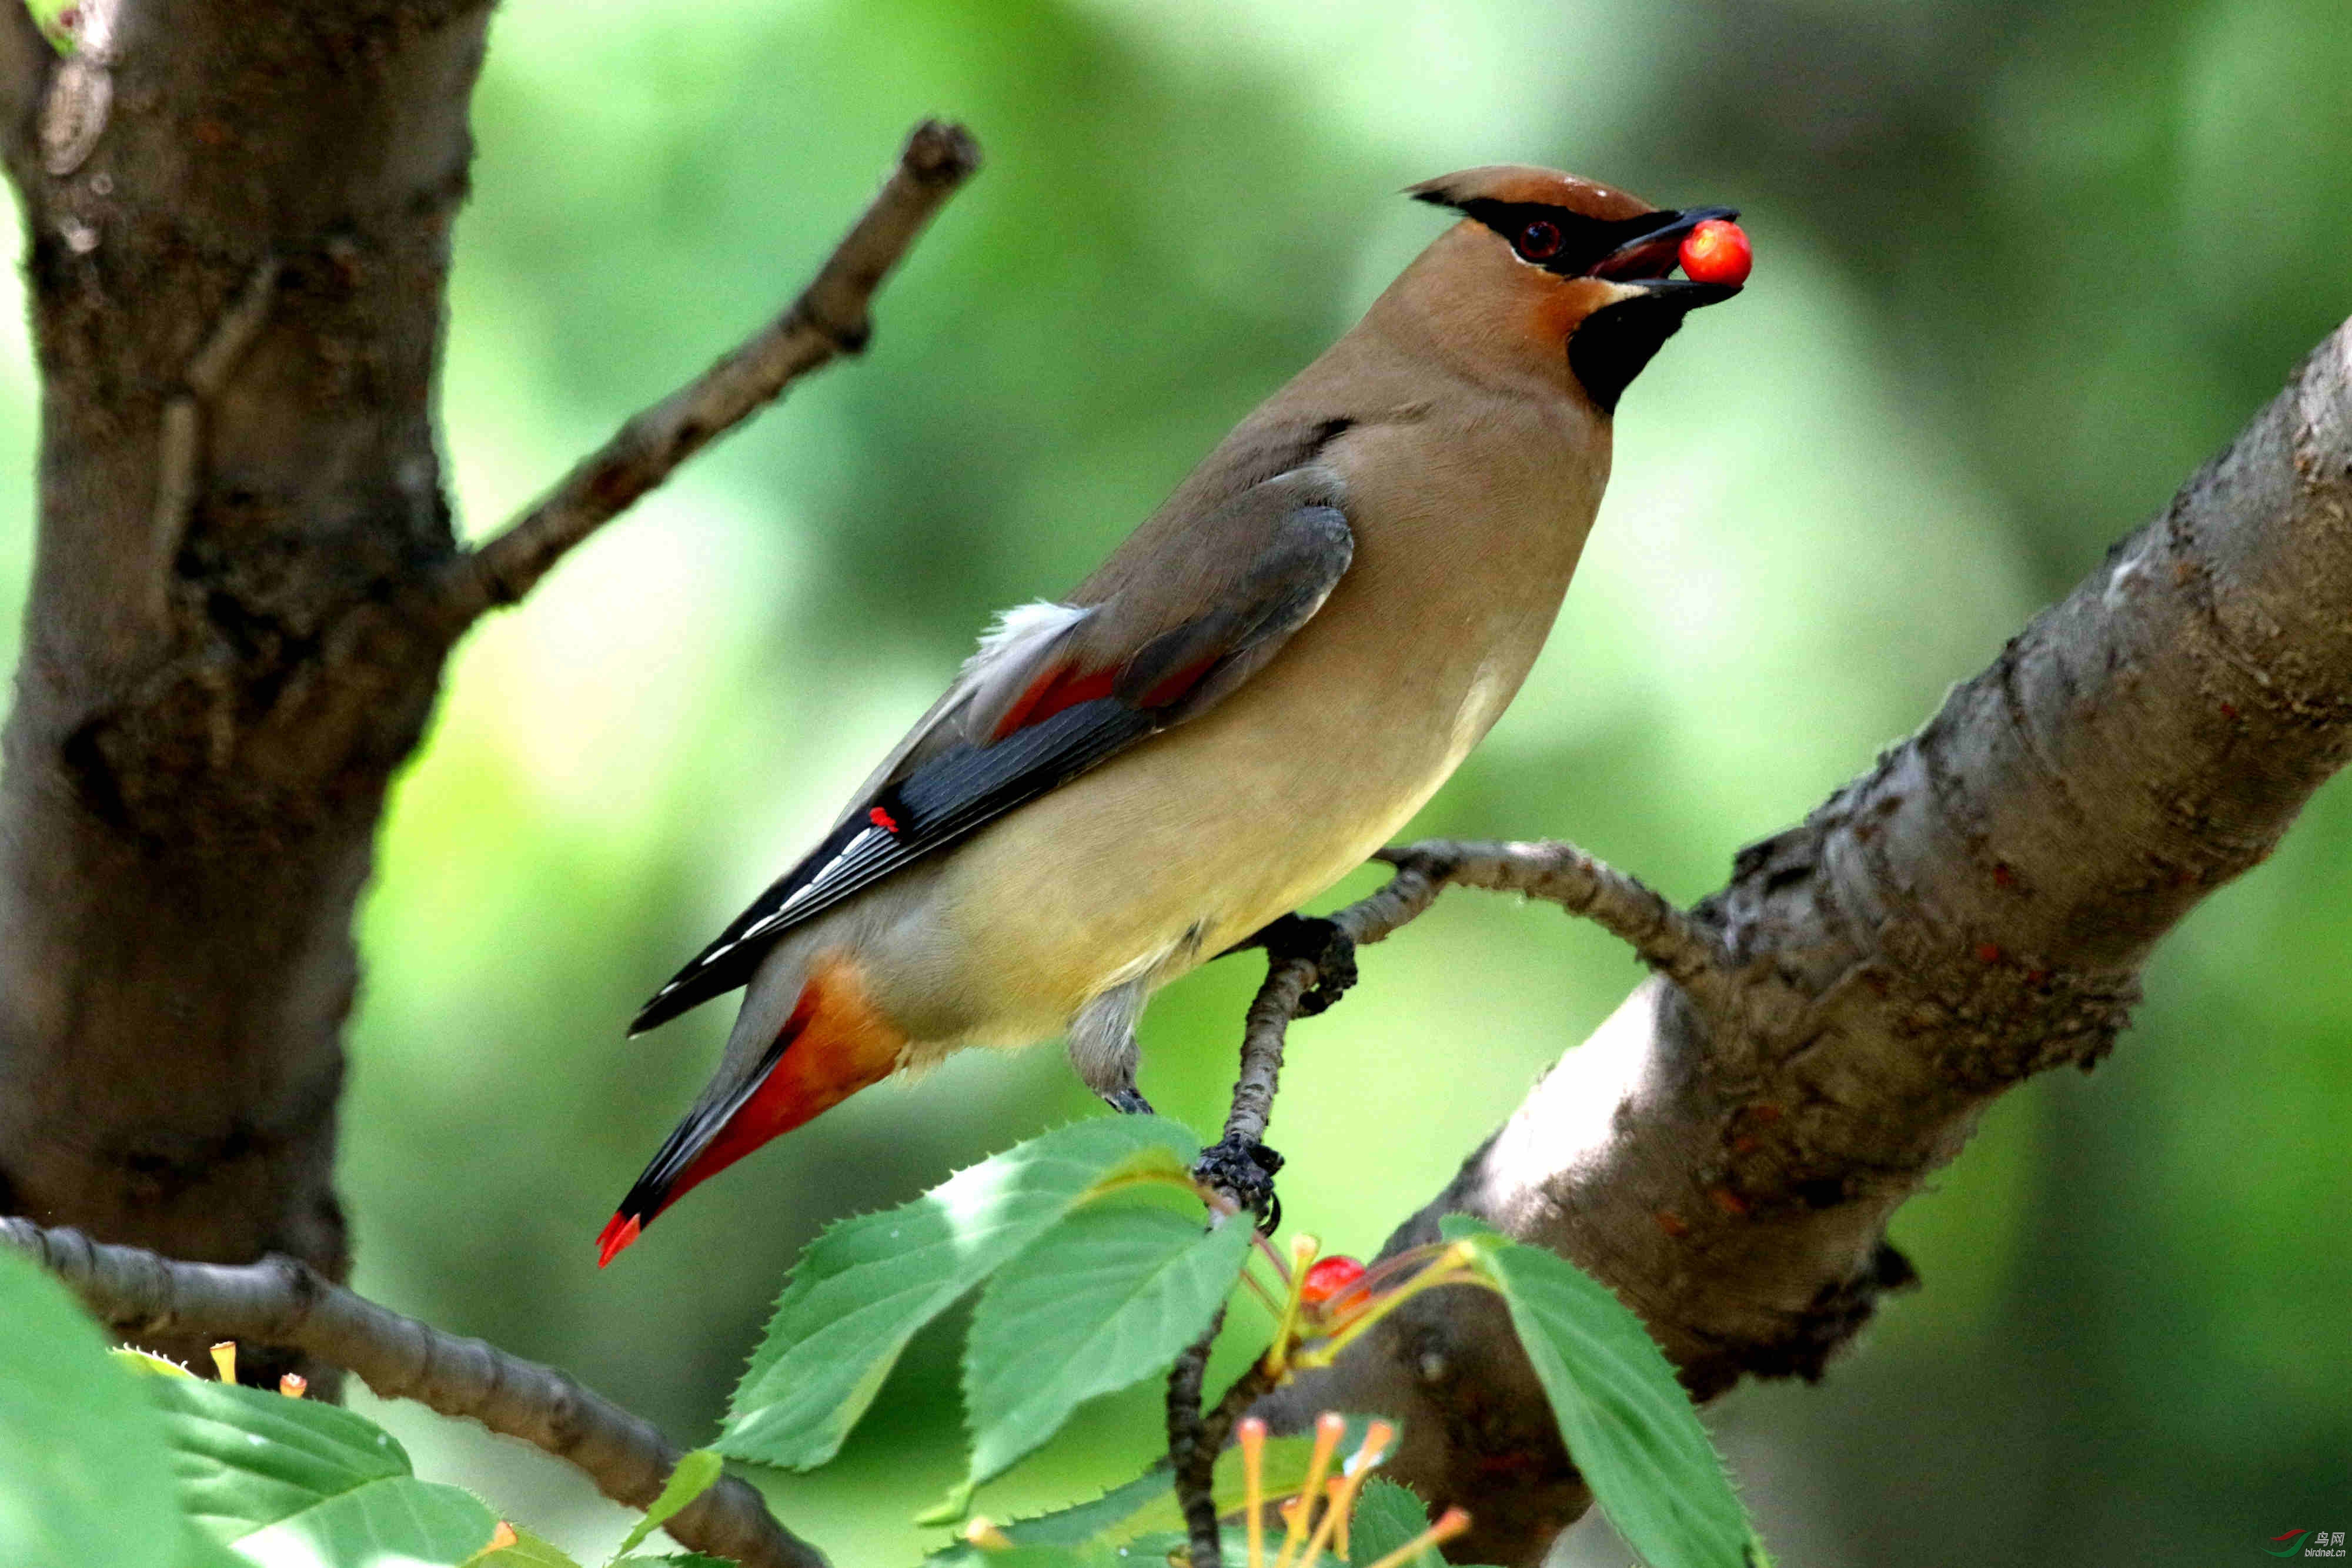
[235,1487,502,1567]
[612,1558,737,1567]
[926,1418,1397,1566]
[963,1198,1250,1487]
[151,1375,499,1566]
[22,0,77,53]
[922,1462,1176,1564]
[723,1116,1202,1469]
[610,1448,723,1560]
[0,1248,184,1568]
[1441,1217,1762,1568]
[469,1524,584,1566]
[936,1547,1114,1568]
[1115,1417,1389,1540]
[1121,1530,1250,1565]
[178,1521,254,1568]
[1349,1477,1436,1567]
[113,1347,199,1379]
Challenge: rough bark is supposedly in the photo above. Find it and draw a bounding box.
[0,0,494,1386]
[0,0,977,1409]
[0,7,970,1532]
[0,5,44,146]
[1258,319,2352,1565]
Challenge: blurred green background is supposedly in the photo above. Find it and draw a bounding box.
[6,0,2349,1560]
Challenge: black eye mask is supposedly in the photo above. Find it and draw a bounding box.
[1418,193,1736,282]
[1428,197,1689,278]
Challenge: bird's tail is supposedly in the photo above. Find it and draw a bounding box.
[597,951,906,1266]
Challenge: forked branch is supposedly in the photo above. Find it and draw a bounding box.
[1217,837,1721,1158]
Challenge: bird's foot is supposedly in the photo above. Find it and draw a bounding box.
[1102,1087,1155,1116]
[1192,1136,1284,1232]
[1258,914,1358,1017]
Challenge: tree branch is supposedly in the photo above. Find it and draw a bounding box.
[1217,840,1718,1159]
[1164,1311,1227,1568]
[0,0,48,153]
[1254,317,2352,1566]
[0,0,499,1391]
[1,1216,824,1568]
[434,118,981,627]
[1375,839,1727,998]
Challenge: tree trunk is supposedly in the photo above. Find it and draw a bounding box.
[0,0,491,1382]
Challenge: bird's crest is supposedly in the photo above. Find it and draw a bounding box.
[1407,165,1655,222]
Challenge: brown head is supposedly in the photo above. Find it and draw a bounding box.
[1387,165,1740,413]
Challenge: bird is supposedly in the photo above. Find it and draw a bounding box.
[596,165,1743,1266]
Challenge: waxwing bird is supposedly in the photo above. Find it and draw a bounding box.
[597,166,1743,1265]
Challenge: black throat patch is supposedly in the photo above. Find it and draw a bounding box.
[1567,295,1692,415]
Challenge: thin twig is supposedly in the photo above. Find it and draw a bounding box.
[1160,1343,1292,1568]
[1218,838,1719,1159]
[1165,1309,1228,1568]
[1376,838,1726,994]
[151,257,280,622]
[435,119,981,627]
[1221,850,1454,1151]
[1,1218,824,1568]
[1220,956,1318,1155]
[1200,1355,1281,1460]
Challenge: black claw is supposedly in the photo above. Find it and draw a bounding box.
[1104,1088,1156,1116]
[1193,1136,1283,1231]
[1244,914,1358,1017]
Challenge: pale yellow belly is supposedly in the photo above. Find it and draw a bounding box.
[913,609,1533,1045]
[869,392,1608,1048]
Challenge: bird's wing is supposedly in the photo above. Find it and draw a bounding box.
[629,463,1354,1034]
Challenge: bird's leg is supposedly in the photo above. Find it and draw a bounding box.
[1194,913,1358,1230]
[1070,979,1154,1116]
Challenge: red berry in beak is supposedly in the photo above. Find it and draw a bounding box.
[1678,219,1752,286]
[1299,1255,1367,1306]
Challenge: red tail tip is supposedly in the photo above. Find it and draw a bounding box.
[596,1212,643,1268]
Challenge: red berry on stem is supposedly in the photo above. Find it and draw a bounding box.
[1679,219,1752,286]
[1299,1255,1367,1307]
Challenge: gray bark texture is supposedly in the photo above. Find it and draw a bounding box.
[0,0,493,1387]
[0,0,974,1401]
[1258,319,2352,1565]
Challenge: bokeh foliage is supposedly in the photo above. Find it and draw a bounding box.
[1,0,2346,1562]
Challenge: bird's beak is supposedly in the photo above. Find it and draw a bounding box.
[1588,205,1741,292]
[1598,276,1742,313]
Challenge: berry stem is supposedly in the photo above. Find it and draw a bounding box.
[1292,1242,1489,1370]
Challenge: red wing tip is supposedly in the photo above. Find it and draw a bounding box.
[596,1212,643,1269]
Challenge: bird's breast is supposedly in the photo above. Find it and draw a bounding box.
[899,399,1609,1041]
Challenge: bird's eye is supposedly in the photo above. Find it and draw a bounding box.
[1516,220,1563,262]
